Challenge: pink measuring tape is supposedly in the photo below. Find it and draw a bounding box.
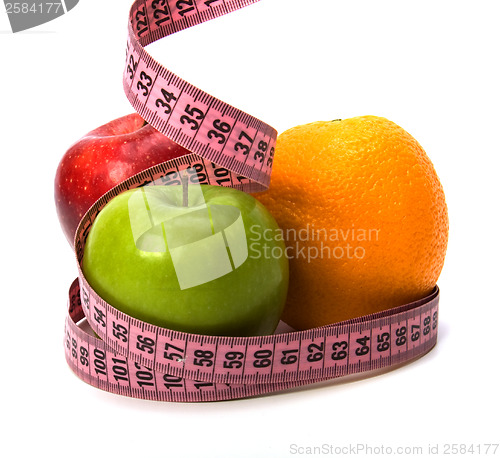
[64,0,440,402]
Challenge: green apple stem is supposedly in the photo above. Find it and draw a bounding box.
[182,171,189,207]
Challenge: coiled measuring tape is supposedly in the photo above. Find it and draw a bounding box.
[63,0,440,402]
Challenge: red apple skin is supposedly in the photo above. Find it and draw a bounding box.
[55,113,190,246]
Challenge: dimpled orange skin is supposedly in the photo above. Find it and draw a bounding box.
[255,116,449,330]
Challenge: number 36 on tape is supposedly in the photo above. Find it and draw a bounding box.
[63,0,440,402]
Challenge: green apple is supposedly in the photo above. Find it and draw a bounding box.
[82,181,289,336]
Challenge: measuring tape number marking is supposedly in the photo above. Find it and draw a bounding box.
[123,0,276,192]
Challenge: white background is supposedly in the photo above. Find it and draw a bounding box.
[1,1,499,457]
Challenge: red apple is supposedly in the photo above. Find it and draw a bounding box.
[54,113,190,246]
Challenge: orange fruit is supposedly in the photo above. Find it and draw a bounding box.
[255,116,448,330]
